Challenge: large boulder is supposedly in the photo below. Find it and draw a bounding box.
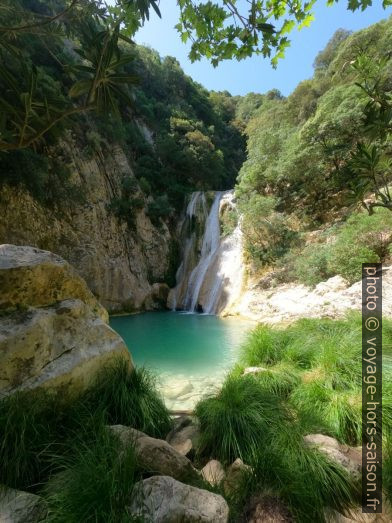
[0,245,131,395]
[0,487,47,523]
[128,475,229,522]
[0,300,131,394]
[109,426,200,483]
[0,244,107,321]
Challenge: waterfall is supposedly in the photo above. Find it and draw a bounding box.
[184,192,222,311]
[169,190,244,315]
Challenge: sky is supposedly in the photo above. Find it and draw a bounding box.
[132,1,392,96]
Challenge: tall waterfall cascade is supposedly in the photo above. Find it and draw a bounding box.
[168,190,245,315]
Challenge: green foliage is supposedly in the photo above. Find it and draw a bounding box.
[240,314,392,445]
[175,0,385,67]
[247,425,358,523]
[384,439,392,505]
[195,374,288,464]
[107,176,144,228]
[0,359,171,492]
[236,19,392,273]
[0,390,65,490]
[146,194,173,228]
[44,425,141,523]
[286,242,333,286]
[197,313,392,518]
[82,359,172,438]
[239,193,298,266]
[0,1,138,152]
[196,314,392,518]
[220,206,238,237]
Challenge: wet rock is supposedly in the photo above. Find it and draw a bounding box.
[202,460,225,486]
[0,487,47,523]
[109,425,200,482]
[128,475,229,522]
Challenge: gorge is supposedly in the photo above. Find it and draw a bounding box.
[2,4,392,522]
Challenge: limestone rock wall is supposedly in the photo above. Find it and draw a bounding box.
[0,140,172,313]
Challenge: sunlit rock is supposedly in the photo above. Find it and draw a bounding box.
[202,460,226,486]
[0,299,130,394]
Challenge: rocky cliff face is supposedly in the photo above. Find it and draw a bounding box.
[0,139,171,313]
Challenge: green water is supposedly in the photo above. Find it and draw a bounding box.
[109,311,253,377]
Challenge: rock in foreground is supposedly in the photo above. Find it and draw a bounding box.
[0,487,47,523]
[128,475,229,523]
[110,425,200,482]
[166,415,200,457]
[0,299,130,394]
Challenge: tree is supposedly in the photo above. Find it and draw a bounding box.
[1,0,390,153]
[345,54,392,214]
[175,0,392,66]
[0,0,146,152]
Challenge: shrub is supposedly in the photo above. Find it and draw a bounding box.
[220,207,238,237]
[290,242,333,286]
[44,424,141,523]
[146,194,173,227]
[240,324,293,367]
[82,359,172,438]
[239,314,392,446]
[327,242,379,284]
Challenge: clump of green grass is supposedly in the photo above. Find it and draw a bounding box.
[240,324,294,367]
[0,390,72,490]
[239,314,392,446]
[0,360,171,492]
[44,423,142,523]
[195,372,359,522]
[247,426,359,522]
[195,374,290,464]
[82,359,172,438]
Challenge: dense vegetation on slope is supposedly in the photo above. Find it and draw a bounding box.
[0,1,245,219]
[236,18,392,282]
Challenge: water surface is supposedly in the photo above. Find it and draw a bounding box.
[110,311,254,410]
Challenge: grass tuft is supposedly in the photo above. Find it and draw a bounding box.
[0,359,171,494]
[195,374,289,464]
[82,359,172,438]
[44,423,142,523]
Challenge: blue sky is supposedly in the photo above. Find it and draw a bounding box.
[134,1,392,96]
